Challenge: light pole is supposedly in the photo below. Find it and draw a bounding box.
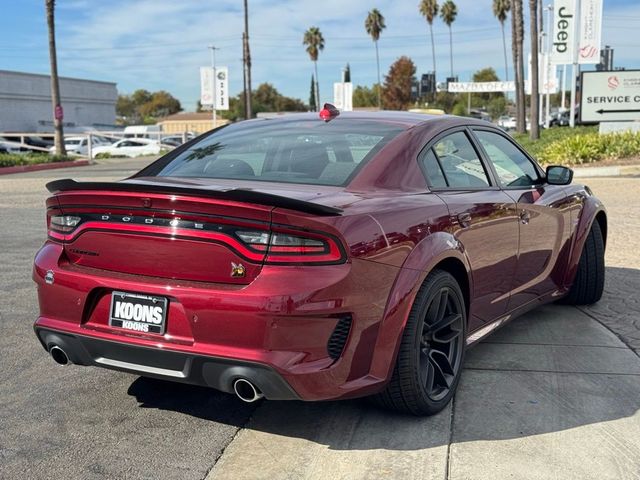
[209,45,219,128]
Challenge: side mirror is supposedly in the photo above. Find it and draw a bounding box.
[546,165,573,185]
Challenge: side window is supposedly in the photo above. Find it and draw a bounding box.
[431,132,490,188]
[474,130,540,187]
[419,148,447,187]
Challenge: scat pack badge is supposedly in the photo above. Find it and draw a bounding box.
[230,262,246,278]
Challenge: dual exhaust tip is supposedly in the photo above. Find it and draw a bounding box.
[49,345,264,403]
[233,378,264,403]
[49,345,69,366]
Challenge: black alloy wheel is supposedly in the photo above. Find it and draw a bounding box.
[373,269,467,416]
[419,285,465,402]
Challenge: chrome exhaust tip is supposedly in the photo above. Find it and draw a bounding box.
[233,378,264,403]
[49,345,69,366]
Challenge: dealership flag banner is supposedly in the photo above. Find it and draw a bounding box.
[551,0,576,65]
[577,0,603,64]
[215,66,229,111]
[200,67,214,106]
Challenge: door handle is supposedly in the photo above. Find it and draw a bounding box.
[519,210,530,224]
[457,212,472,228]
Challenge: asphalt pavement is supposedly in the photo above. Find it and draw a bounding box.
[1,159,639,479]
[0,158,257,480]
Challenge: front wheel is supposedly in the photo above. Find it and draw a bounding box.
[373,270,466,416]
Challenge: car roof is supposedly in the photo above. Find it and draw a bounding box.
[244,111,453,128]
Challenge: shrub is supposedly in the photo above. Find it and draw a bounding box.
[537,130,640,165]
[0,153,72,168]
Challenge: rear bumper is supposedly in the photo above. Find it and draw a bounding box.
[33,241,405,401]
[35,327,299,400]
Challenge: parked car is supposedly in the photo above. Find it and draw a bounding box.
[2,135,53,149]
[34,109,606,415]
[91,138,162,157]
[497,116,517,130]
[0,137,33,153]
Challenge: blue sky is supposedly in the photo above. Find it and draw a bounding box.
[2,0,640,111]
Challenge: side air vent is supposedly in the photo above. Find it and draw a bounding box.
[327,315,352,360]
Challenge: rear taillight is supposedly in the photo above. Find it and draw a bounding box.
[235,229,345,264]
[49,215,81,233]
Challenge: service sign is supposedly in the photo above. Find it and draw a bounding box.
[581,70,640,123]
[578,0,603,64]
[551,0,576,65]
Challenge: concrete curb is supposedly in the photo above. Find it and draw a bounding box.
[0,159,90,176]
[573,164,640,178]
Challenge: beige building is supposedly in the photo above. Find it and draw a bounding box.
[158,112,229,135]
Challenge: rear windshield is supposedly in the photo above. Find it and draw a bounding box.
[153,119,404,186]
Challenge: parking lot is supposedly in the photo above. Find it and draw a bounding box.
[1,159,638,479]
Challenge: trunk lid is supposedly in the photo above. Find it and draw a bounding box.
[50,184,278,285]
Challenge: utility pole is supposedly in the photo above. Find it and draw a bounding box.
[209,45,219,128]
[243,0,252,119]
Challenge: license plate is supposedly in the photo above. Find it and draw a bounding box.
[109,291,168,335]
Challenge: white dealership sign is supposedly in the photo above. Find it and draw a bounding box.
[577,0,603,64]
[200,66,229,110]
[333,82,353,111]
[448,81,515,93]
[526,54,559,95]
[551,0,576,65]
[200,67,214,106]
[214,66,229,111]
[580,70,640,123]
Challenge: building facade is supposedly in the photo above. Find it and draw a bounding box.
[0,70,117,132]
[158,112,228,135]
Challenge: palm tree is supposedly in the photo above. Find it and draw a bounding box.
[529,0,540,139]
[419,0,439,88]
[45,0,66,156]
[492,0,510,82]
[365,9,386,109]
[440,0,457,79]
[303,27,325,111]
[511,0,526,133]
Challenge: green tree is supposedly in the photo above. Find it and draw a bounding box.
[309,75,317,111]
[440,0,457,78]
[303,27,325,111]
[344,63,351,83]
[492,0,511,82]
[382,56,416,110]
[471,67,502,106]
[419,0,439,87]
[138,91,181,118]
[221,83,307,121]
[487,96,508,119]
[116,95,136,118]
[131,89,152,106]
[352,85,380,107]
[365,8,386,109]
[45,0,65,156]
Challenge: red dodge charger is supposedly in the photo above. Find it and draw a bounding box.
[33,109,606,415]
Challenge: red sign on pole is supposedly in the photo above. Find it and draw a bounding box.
[54,105,64,121]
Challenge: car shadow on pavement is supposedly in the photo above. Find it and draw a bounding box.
[127,376,255,426]
[127,266,640,453]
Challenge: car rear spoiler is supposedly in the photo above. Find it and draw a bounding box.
[46,179,343,216]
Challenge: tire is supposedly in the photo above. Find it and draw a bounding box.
[372,270,466,416]
[562,220,605,305]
